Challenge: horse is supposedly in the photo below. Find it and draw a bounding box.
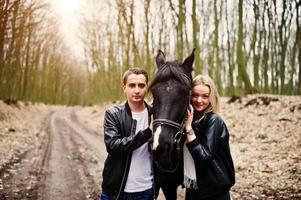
[150,49,195,200]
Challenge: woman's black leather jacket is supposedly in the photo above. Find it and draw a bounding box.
[186,112,235,198]
[101,102,153,200]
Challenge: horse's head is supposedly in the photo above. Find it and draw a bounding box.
[150,49,195,172]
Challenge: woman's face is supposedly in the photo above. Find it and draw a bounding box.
[191,84,210,112]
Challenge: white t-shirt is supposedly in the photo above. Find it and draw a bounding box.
[124,108,153,192]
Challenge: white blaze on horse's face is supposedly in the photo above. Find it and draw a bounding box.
[152,125,162,150]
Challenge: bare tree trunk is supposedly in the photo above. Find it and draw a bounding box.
[117,0,130,69]
[279,1,287,94]
[144,0,151,72]
[225,0,235,95]
[262,0,269,93]
[116,2,126,72]
[213,0,222,95]
[279,1,294,94]
[251,0,260,91]
[0,0,10,87]
[296,0,301,94]
[176,0,185,60]
[270,1,278,93]
[236,0,252,93]
[128,0,139,66]
[22,14,33,99]
[191,0,201,74]
[5,0,21,98]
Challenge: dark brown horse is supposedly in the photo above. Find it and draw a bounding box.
[150,49,194,200]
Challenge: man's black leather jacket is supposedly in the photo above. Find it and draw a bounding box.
[101,101,152,200]
[186,112,235,198]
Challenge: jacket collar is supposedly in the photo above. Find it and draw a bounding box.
[125,101,152,117]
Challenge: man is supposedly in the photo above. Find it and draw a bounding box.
[100,68,154,200]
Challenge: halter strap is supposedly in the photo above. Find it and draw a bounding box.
[151,69,192,172]
[153,119,183,130]
[152,116,187,173]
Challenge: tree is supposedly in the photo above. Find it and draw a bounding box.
[236,0,253,93]
[191,0,201,74]
[213,0,222,94]
[296,0,301,94]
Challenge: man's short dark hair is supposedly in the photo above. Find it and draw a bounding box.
[122,68,149,85]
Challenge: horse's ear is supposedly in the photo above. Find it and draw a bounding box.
[156,49,166,69]
[183,48,195,73]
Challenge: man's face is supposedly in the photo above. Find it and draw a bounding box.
[123,74,148,104]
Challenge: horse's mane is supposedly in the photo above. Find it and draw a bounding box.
[150,61,192,90]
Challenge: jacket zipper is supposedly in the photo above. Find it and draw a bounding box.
[151,151,156,200]
[115,156,130,200]
[149,109,156,199]
[115,119,137,200]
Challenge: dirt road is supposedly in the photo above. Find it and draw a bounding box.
[0,109,106,200]
[0,95,300,200]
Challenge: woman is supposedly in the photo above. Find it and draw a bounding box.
[183,74,235,200]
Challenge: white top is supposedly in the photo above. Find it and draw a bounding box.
[124,108,153,192]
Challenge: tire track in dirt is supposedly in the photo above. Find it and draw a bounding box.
[0,147,38,200]
[38,111,88,200]
[54,110,107,197]
[62,110,107,168]
[0,113,50,200]
[37,110,105,200]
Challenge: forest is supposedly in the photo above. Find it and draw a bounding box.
[0,1,300,199]
[0,0,300,105]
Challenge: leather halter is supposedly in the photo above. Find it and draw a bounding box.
[153,118,186,143]
[152,89,191,144]
[151,64,192,172]
[152,112,188,173]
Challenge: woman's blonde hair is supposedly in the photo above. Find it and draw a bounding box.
[192,74,220,113]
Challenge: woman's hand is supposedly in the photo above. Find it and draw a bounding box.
[185,105,196,141]
[185,105,194,131]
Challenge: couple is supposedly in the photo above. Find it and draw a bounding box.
[100,67,235,200]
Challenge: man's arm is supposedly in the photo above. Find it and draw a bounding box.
[104,109,152,156]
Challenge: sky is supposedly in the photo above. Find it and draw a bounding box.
[50,0,86,59]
